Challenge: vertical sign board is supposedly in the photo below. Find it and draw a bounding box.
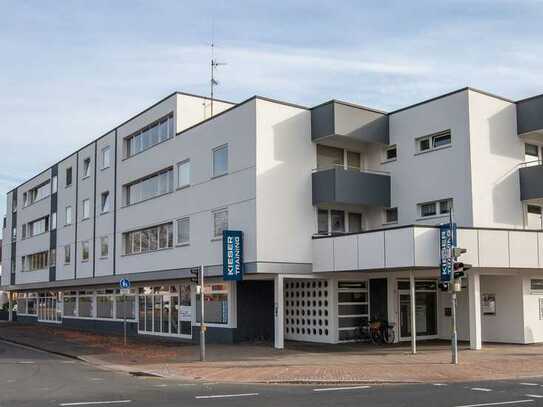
[223,230,243,281]
[439,223,456,282]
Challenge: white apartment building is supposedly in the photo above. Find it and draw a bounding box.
[2,87,543,349]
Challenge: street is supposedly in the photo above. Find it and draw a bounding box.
[2,340,543,407]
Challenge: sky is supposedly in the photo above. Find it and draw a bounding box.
[1,0,543,236]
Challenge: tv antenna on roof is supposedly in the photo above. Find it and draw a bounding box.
[210,29,226,116]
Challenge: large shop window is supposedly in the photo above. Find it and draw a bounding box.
[196,283,229,325]
[96,290,115,319]
[16,293,37,316]
[78,291,94,318]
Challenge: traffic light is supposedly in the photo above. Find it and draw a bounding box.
[438,282,450,292]
[190,267,199,284]
[453,261,472,280]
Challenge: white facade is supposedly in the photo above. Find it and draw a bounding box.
[3,87,543,347]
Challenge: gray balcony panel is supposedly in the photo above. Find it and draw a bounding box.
[311,101,389,145]
[517,94,543,135]
[312,168,391,207]
[519,164,543,201]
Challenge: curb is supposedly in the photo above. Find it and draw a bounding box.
[249,379,424,385]
[0,336,82,361]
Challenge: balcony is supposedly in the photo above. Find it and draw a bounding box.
[312,166,390,207]
[311,100,389,146]
[519,161,543,201]
[517,94,543,139]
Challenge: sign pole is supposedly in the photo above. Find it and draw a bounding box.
[200,264,206,362]
[123,295,127,346]
[450,208,458,365]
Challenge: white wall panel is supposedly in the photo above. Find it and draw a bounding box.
[456,229,479,267]
[478,229,509,268]
[312,238,334,273]
[333,235,358,271]
[414,227,439,267]
[358,231,385,270]
[509,231,538,268]
[385,228,414,268]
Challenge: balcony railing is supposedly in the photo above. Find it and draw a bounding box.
[519,160,543,201]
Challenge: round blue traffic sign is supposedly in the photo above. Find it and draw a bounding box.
[119,279,131,289]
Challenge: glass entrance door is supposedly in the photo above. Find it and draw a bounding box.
[398,280,438,340]
[137,284,192,338]
[37,293,61,323]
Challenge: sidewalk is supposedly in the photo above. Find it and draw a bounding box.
[2,322,543,384]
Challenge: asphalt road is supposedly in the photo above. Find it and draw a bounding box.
[2,339,543,407]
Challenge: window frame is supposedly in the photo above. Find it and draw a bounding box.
[213,208,228,238]
[66,167,73,188]
[384,145,397,162]
[416,130,452,154]
[176,217,190,245]
[212,144,229,178]
[177,159,191,189]
[82,157,91,179]
[81,241,90,262]
[64,244,71,264]
[65,206,73,226]
[82,199,90,220]
[384,207,398,224]
[418,198,453,219]
[100,236,109,258]
[124,113,174,159]
[101,146,111,170]
[100,191,110,214]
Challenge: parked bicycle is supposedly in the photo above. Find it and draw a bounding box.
[358,320,396,344]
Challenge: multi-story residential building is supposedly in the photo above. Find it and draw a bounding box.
[2,87,543,349]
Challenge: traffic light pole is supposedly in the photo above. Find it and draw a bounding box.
[200,265,206,362]
[450,208,459,365]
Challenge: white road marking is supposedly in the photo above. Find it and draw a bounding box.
[455,400,534,407]
[526,394,543,398]
[59,401,131,406]
[471,387,493,392]
[433,383,448,386]
[153,384,168,387]
[313,385,371,392]
[89,378,105,381]
[61,361,77,364]
[17,361,35,364]
[520,383,540,386]
[195,393,259,400]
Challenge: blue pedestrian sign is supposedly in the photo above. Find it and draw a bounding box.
[119,279,131,289]
[223,230,244,281]
[439,222,457,282]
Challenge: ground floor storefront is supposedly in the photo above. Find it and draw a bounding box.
[6,268,543,348]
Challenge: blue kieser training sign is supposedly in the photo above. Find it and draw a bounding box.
[222,230,243,281]
[439,222,457,282]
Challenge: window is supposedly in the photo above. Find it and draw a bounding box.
[196,283,229,324]
[177,160,191,188]
[63,292,77,317]
[418,199,453,218]
[96,291,114,319]
[65,206,72,225]
[50,248,56,266]
[27,216,49,237]
[348,213,362,233]
[116,294,136,320]
[318,209,329,235]
[23,192,28,207]
[317,144,343,170]
[125,168,173,205]
[51,212,57,230]
[64,245,71,264]
[331,210,345,233]
[124,223,173,255]
[27,181,50,205]
[212,144,228,177]
[101,146,111,169]
[176,217,190,245]
[385,145,397,161]
[22,251,49,272]
[66,167,72,187]
[385,208,398,224]
[531,279,543,291]
[52,175,58,194]
[101,191,110,213]
[417,130,451,153]
[82,199,90,220]
[22,224,26,239]
[525,143,539,158]
[346,151,361,171]
[12,193,17,211]
[83,158,91,178]
[126,113,174,158]
[2,216,6,229]
[11,226,16,241]
[78,291,94,318]
[213,209,228,238]
[81,241,90,262]
[100,236,109,258]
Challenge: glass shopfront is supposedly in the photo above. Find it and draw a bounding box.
[138,283,192,338]
[398,280,438,339]
[37,291,62,323]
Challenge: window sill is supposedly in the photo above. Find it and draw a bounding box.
[414,144,452,156]
[82,175,91,180]
[176,242,190,247]
[65,184,73,189]
[416,214,450,221]
[100,165,111,171]
[100,210,110,216]
[210,172,228,180]
[176,184,190,191]
[99,256,109,260]
[383,221,398,226]
[381,158,397,164]
[81,259,89,263]
[211,237,223,242]
[64,223,73,228]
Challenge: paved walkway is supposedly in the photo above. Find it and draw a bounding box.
[2,323,543,384]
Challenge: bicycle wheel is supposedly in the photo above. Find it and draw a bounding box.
[370,328,382,344]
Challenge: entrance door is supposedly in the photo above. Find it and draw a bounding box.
[398,280,438,340]
[37,294,61,323]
